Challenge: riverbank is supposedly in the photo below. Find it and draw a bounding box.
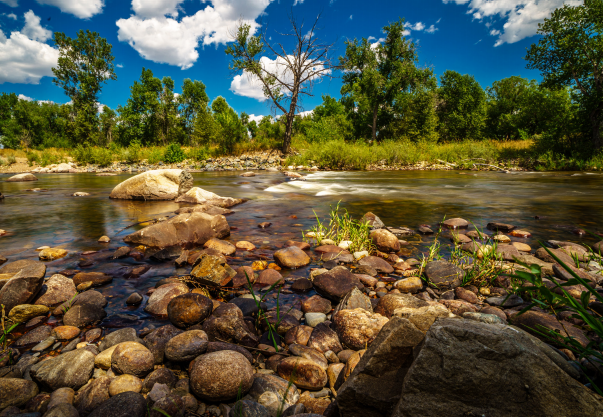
[0,169,601,416]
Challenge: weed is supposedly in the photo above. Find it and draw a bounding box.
[186,146,210,162]
[0,305,19,365]
[72,144,93,165]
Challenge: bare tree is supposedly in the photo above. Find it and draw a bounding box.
[226,13,336,154]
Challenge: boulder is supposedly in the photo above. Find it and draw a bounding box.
[124,212,230,248]
[273,246,311,269]
[277,357,328,390]
[370,229,400,252]
[256,268,284,286]
[143,324,183,364]
[337,317,425,417]
[333,308,389,350]
[495,244,521,262]
[392,318,603,417]
[510,310,589,347]
[424,261,463,290]
[0,378,39,409]
[109,374,143,396]
[393,276,422,294]
[301,295,332,315]
[206,341,254,364]
[0,260,46,312]
[63,303,106,327]
[333,287,373,315]
[202,314,259,347]
[360,212,384,229]
[175,186,244,207]
[190,254,236,287]
[99,328,144,352]
[30,348,95,390]
[8,304,49,323]
[14,324,52,347]
[141,368,178,393]
[44,403,79,417]
[34,274,76,307]
[439,299,478,316]
[6,173,37,182]
[392,304,454,333]
[111,342,155,378]
[165,330,209,361]
[358,256,394,273]
[167,293,213,328]
[190,351,254,401]
[313,267,363,301]
[285,325,314,346]
[144,282,189,317]
[109,169,192,200]
[87,392,147,417]
[53,290,107,317]
[75,376,112,416]
[374,294,428,318]
[203,238,236,255]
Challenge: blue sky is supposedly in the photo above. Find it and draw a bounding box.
[0,0,581,120]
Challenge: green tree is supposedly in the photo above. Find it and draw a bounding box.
[158,76,185,145]
[192,107,219,146]
[340,18,433,142]
[525,0,603,149]
[211,96,247,153]
[99,106,117,146]
[52,30,116,144]
[179,79,209,137]
[437,70,487,141]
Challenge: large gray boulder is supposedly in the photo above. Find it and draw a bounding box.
[392,318,603,417]
[109,169,192,200]
[124,212,230,248]
[0,260,46,312]
[30,348,95,390]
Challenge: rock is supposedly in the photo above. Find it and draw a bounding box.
[552,263,597,283]
[292,278,313,291]
[333,287,372,315]
[495,244,521,261]
[0,260,46,312]
[111,342,154,378]
[479,306,507,322]
[98,236,110,243]
[6,173,37,182]
[273,246,311,269]
[39,248,68,261]
[455,286,480,304]
[240,172,256,177]
[236,241,256,251]
[277,357,328,390]
[51,325,81,341]
[8,304,49,323]
[206,341,254,364]
[73,272,112,288]
[190,351,254,401]
[175,186,244,207]
[510,310,589,347]
[165,330,208,361]
[109,169,191,200]
[374,293,428,318]
[124,212,230,248]
[487,222,515,232]
[99,328,143,351]
[229,400,270,417]
[392,318,603,417]
[126,292,143,305]
[248,373,300,413]
[150,246,183,261]
[305,312,327,327]
[485,294,523,307]
[144,282,189,317]
[493,234,511,243]
[203,313,259,347]
[141,368,177,393]
[167,293,213,328]
[109,374,142,396]
[439,299,477,316]
[87,392,147,417]
[0,378,39,409]
[370,229,400,252]
[358,256,393,273]
[424,261,463,290]
[30,348,95,390]
[451,233,472,243]
[535,247,576,265]
[190,254,236,287]
[307,323,343,354]
[285,325,313,346]
[143,324,183,364]
[286,240,311,250]
[392,303,454,333]
[45,403,79,417]
[360,212,384,229]
[203,238,236,255]
[150,393,184,417]
[462,311,506,324]
[313,267,363,301]
[63,303,106,327]
[257,269,284,286]
[14,324,52,347]
[332,308,389,350]
[34,274,76,307]
[302,295,332,315]
[441,218,468,229]
[95,345,118,370]
[516,254,554,275]
[393,276,422,293]
[51,291,105,318]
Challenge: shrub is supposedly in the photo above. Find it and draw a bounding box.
[39,150,62,167]
[0,158,6,166]
[6,155,16,165]
[92,147,114,167]
[26,150,40,166]
[125,140,142,164]
[146,147,163,164]
[186,147,209,161]
[164,143,186,164]
[72,145,93,165]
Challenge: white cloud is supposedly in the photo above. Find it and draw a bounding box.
[404,21,439,35]
[116,63,124,68]
[0,0,18,7]
[248,114,264,123]
[22,10,52,42]
[490,28,500,36]
[0,11,59,84]
[6,13,17,19]
[117,0,273,69]
[35,0,104,19]
[230,55,328,101]
[18,94,32,101]
[349,15,352,20]
[442,0,581,46]
[406,22,425,31]
[425,24,438,33]
[293,0,304,5]
[132,0,183,18]
[298,109,313,118]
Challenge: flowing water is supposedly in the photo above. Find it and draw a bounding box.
[1,170,602,330]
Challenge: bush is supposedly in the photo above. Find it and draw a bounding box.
[72,145,93,165]
[145,147,163,164]
[164,143,186,164]
[92,147,114,167]
[26,150,40,166]
[6,154,16,165]
[39,150,62,167]
[125,140,142,164]
[186,147,209,161]
[0,158,6,167]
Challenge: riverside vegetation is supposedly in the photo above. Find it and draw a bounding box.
[2,1,603,172]
[0,168,602,416]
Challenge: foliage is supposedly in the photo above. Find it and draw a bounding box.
[179,79,209,136]
[212,97,247,154]
[163,143,186,164]
[0,305,18,365]
[145,147,163,164]
[186,147,209,161]
[525,0,603,150]
[124,140,142,163]
[26,150,40,166]
[437,70,487,141]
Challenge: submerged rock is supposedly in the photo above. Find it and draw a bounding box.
[6,173,37,182]
[109,169,192,200]
[175,186,245,207]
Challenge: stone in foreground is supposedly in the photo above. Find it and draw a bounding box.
[109,169,192,200]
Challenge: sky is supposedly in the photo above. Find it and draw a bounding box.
[0,0,582,120]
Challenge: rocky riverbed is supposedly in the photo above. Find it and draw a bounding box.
[0,169,601,417]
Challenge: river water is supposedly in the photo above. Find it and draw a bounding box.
[1,170,602,328]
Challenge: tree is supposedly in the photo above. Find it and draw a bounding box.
[340,18,433,142]
[158,76,185,145]
[99,106,117,146]
[225,14,335,153]
[437,70,487,141]
[179,79,209,137]
[525,0,603,149]
[52,30,116,144]
[211,96,247,153]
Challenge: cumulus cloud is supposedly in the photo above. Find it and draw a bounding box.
[230,55,328,101]
[18,94,32,101]
[116,63,124,68]
[442,0,581,46]
[0,11,59,84]
[0,0,18,7]
[248,114,264,123]
[35,0,104,18]
[6,13,17,19]
[404,21,439,35]
[117,0,273,69]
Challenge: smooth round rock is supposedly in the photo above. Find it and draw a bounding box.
[88,391,147,417]
[165,330,209,362]
[51,325,81,341]
[277,357,328,390]
[73,272,112,287]
[236,241,256,251]
[111,342,155,378]
[301,295,332,315]
[332,308,389,350]
[190,351,254,401]
[273,246,311,269]
[142,368,178,393]
[0,378,39,409]
[167,293,213,328]
[109,374,143,396]
[370,229,400,252]
[8,304,49,323]
[63,303,107,327]
[257,268,284,286]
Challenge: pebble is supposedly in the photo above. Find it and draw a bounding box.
[305,312,327,327]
